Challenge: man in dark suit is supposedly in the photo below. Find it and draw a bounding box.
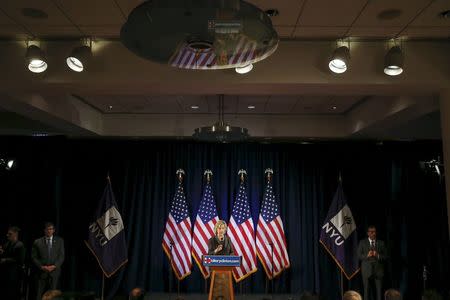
[0,226,26,300]
[31,222,65,300]
[358,225,387,300]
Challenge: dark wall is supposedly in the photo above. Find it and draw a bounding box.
[0,137,448,300]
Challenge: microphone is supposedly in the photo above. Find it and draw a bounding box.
[423,265,427,281]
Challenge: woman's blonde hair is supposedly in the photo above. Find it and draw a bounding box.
[42,290,62,300]
[343,290,362,300]
[214,220,227,235]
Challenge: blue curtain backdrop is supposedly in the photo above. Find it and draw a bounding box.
[0,137,448,300]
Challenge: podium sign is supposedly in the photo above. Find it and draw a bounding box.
[203,255,241,300]
[202,255,241,267]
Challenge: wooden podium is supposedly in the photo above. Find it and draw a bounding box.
[202,255,241,300]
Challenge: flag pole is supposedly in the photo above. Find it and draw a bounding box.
[338,172,344,299]
[205,170,211,295]
[175,169,184,300]
[101,273,105,300]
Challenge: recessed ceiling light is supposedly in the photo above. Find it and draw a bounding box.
[108,105,113,110]
[377,9,402,20]
[265,9,279,17]
[247,105,255,109]
[235,64,253,74]
[21,8,48,19]
[191,105,199,109]
[332,106,337,110]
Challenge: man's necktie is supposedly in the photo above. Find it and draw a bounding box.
[370,240,375,250]
[47,238,52,258]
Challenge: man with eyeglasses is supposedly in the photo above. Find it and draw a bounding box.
[358,225,387,300]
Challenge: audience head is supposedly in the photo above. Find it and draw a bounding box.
[300,290,319,300]
[41,289,62,300]
[422,289,442,300]
[6,226,20,241]
[385,289,402,300]
[129,287,145,300]
[44,222,56,237]
[343,290,362,300]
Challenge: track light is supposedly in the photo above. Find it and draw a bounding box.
[235,63,253,74]
[26,45,47,73]
[329,46,350,74]
[384,46,404,76]
[66,45,92,72]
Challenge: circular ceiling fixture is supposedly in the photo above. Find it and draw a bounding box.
[121,0,279,70]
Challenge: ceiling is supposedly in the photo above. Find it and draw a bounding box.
[0,0,449,140]
[0,0,449,39]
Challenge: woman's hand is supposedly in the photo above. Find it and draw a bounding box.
[214,245,223,254]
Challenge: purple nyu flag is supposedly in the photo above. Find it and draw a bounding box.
[85,179,128,277]
[319,183,359,280]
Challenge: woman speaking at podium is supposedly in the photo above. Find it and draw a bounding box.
[208,220,234,255]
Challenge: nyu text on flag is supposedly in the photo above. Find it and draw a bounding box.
[319,183,359,280]
[85,180,128,278]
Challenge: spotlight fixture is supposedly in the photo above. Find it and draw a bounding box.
[419,157,444,178]
[26,45,47,73]
[329,46,350,74]
[235,64,253,74]
[384,46,404,76]
[193,94,249,142]
[0,158,16,171]
[66,45,92,72]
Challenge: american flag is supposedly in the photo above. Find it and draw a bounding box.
[192,181,219,278]
[256,179,290,279]
[228,179,257,282]
[169,35,276,70]
[162,182,192,280]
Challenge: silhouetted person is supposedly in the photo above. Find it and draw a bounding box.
[0,226,26,300]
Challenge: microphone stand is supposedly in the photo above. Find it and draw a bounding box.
[422,265,428,291]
